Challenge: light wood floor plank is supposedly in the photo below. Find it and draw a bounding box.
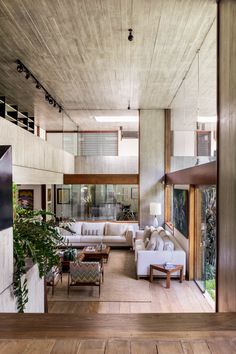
[51,339,81,354]
[207,338,236,353]
[0,340,31,354]
[78,340,106,354]
[130,341,157,354]
[157,341,184,354]
[105,340,130,354]
[22,340,55,354]
[182,341,211,354]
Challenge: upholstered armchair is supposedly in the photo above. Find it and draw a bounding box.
[68,261,102,296]
[46,266,62,295]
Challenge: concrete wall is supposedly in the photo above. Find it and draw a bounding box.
[139,110,165,227]
[75,156,138,174]
[0,118,74,184]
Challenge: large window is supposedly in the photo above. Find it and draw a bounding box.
[56,184,138,221]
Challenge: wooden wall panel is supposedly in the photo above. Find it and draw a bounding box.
[165,161,216,186]
[217,0,236,312]
[164,110,171,223]
[64,174,139,185]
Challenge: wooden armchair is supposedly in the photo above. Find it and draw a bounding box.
[68,261,102,296]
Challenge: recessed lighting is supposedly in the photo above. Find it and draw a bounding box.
[197,116,217,123]
[94,116,138,123]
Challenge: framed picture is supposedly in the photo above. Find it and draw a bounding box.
[57,188,70,204]
[18,190,34,210]
[173,189,188,238]
[131,187,138,199]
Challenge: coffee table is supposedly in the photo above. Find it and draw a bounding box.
[82,246,111,263]
[149,264,183,288]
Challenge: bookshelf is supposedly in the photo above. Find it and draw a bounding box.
[0,96,34,134]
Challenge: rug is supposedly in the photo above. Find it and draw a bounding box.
[48,250,152,302]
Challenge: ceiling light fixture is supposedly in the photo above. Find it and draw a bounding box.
[128,28,134,41]
[94,116,138,123]
[15,59,63,114]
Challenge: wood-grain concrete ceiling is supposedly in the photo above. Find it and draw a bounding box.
[0,0,216,130]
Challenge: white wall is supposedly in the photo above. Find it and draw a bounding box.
[173,131,195,156]
[119,138,139,156]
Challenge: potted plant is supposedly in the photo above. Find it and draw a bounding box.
[13,207,63,312]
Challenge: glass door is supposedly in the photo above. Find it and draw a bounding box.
[195,186,216,301]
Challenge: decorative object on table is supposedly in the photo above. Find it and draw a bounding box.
[63,247,77,261]
[173,188,188,238]
[150,202,161,228]
[18,189,34,210]
[57,188,70,204]
[131,187,138,199]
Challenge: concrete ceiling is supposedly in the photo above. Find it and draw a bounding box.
[0,0,216,131]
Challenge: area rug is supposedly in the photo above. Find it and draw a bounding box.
[48,250,151,302]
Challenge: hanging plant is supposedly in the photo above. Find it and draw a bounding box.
[13,208,63,312]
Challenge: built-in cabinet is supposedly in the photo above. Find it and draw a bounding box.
[0,96,34,134]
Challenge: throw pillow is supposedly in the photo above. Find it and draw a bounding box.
[146,231,164,251]
[145,236,156,250]
[58,227,73,236]
[105,222,127,236]
[68,222,82,235]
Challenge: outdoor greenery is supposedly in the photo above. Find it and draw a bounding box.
[13,207,63,312]
[203,187,216,301]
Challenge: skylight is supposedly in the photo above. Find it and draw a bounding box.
[94,116,138,123]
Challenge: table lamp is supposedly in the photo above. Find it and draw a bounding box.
[150,202,161,228]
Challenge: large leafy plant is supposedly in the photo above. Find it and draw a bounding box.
[13,208,63,312]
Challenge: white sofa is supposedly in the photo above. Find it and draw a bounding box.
[59,221,139,248]
[135,229,186,279]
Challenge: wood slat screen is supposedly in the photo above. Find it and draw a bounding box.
[78,132,118,156]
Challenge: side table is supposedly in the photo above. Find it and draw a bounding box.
[149,264,183,288]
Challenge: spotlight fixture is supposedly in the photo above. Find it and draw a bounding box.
[128,28,133,41]
[25,71,30,79]
[17,64,24,73]
[15,59,64,115]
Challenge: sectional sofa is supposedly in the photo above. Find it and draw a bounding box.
[134,227,186,279]
[59,221,139,248]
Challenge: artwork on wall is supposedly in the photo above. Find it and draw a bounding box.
[18,190,34,210]
[173,188,188,238]
[131,187,138,199]
[57,188,70,204]
[47,189,52,202]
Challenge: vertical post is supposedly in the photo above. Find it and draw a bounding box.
[188,185,195,280]
[164,109,171,224]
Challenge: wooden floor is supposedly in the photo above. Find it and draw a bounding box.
[48,250,214,314]
[0,313,236,353]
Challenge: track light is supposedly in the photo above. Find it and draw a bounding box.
[15,59,64,114]
[17,64,24,73]
[25,71,30,79]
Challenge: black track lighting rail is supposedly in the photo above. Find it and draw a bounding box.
[16,59,62,113]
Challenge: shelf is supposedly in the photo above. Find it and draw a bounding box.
[18,111,28,119]
[0,96,35,134]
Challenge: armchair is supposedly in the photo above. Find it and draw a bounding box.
[46,266,62,295]
[68,261,102,296]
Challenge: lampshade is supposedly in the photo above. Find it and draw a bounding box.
[150,202,161,216]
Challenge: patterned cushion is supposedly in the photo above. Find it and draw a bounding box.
[82,222,105,236]
[70,262,101,283]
